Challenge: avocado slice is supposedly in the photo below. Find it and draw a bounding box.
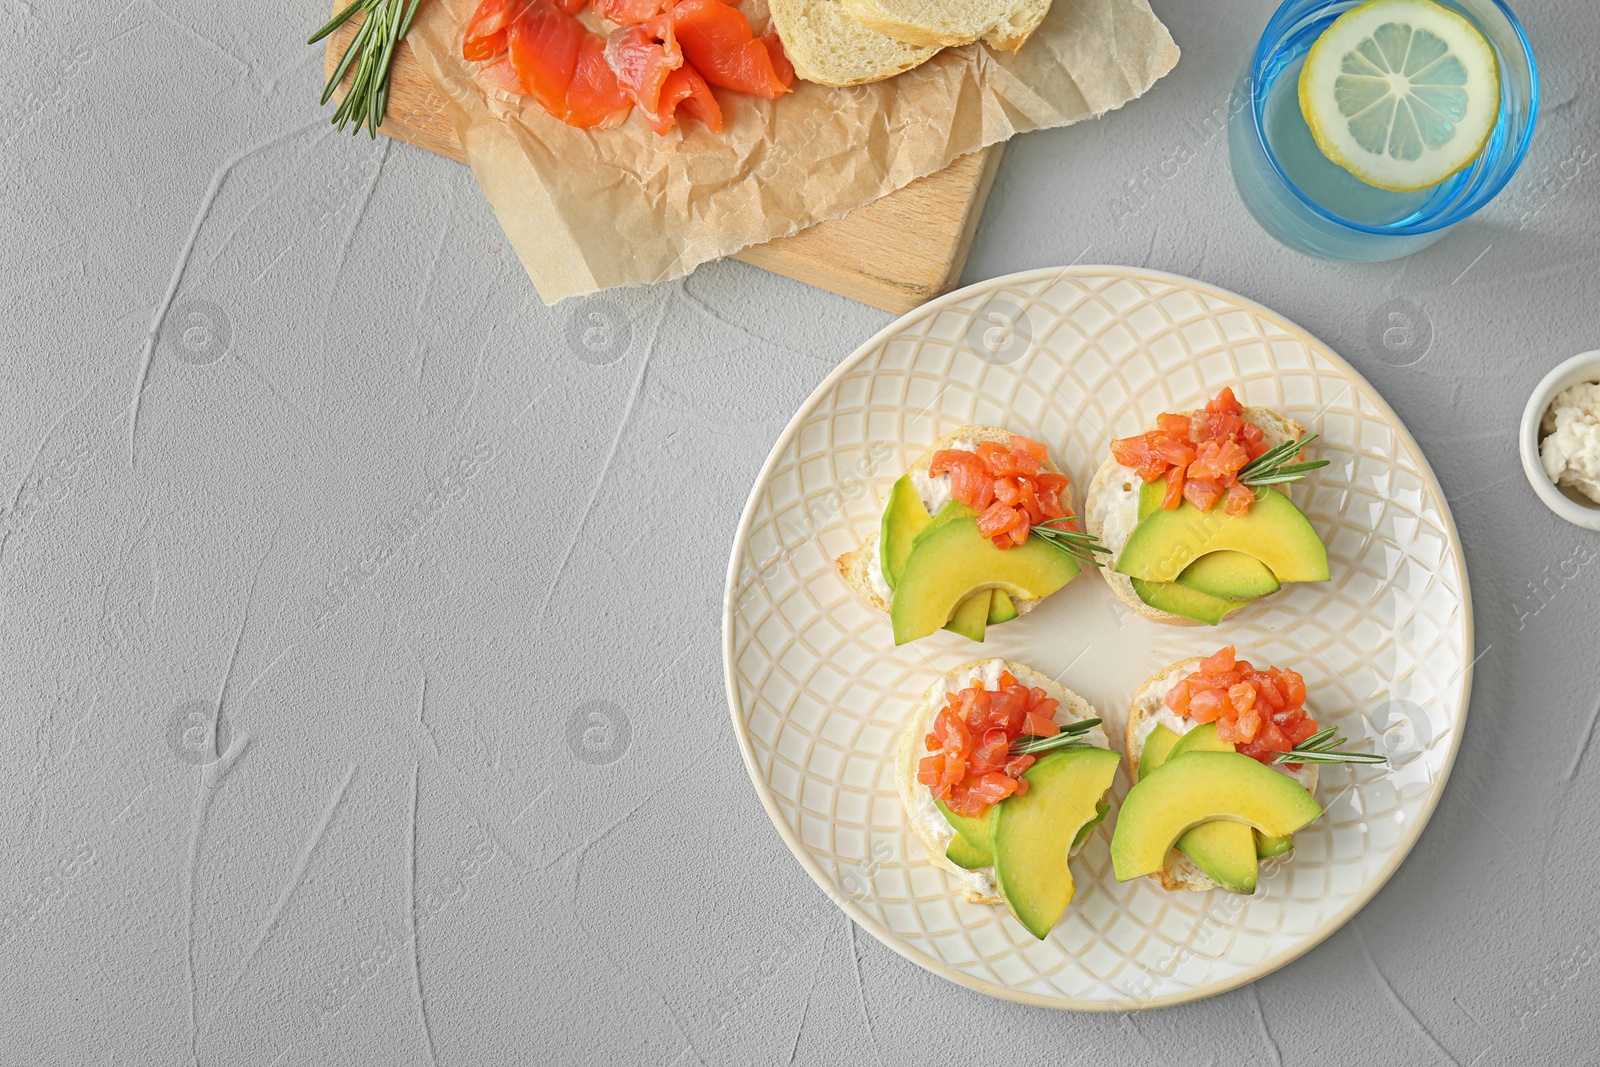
[1164,725,1259,894]
[880,475,932,589]
[991,747,1121,939]
[916,503,1002,641]
[936,799,995,869]
[940,794,1106,871]
[1177,821,1259,893]
[1138,724,1184,780]
[1117,486,1329,585]
[909,500,970,552]
[1072,800,1112,850]
[1256,832,1295,858]
[880,486,991,641]
[1144,723,1298,869]
[891,508,1081,645]
[943,593,989,642]
[1177,551,1283,600]
[1134,480,1284,601]
[1131,577,1249,626]
[1167,721,1231,760]
[986,590,1020,625]
[1109,752,1322,882]
[945,835,991,869]
[1126,480,1265,623]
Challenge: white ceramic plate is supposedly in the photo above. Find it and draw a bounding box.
[721,267,1473,1010]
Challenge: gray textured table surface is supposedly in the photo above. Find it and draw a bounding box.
[2,0,1597,1064]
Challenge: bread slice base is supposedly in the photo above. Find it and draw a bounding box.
[1124,657,1319,893]
[841,0,1049,50]
[896,658,1110,904]
[768,0,941,86]
[835,425,1067,623]
[835,532,891,614]
[1083,406,1306,627]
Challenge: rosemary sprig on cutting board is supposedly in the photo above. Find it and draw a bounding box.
[309,0,425,137]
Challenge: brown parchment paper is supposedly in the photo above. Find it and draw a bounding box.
[406,0,1179,303]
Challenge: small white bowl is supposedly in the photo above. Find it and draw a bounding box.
[1520,350,1600,531]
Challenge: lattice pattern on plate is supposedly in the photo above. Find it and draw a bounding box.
[722,268,1472,1010]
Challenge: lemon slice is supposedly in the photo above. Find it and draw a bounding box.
[1299,0,1500,191]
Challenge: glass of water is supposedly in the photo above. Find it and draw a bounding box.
[1229,0,1538,262]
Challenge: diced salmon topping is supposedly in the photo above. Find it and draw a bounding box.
[928,435,1073,549]
[1164,646,1320,766]
[1109,387,1274,513]
[919,671,1067,816]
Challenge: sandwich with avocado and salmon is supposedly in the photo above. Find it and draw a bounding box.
[1083,387,1331,626]
[1110,646,1383,894]
[836,427,1107,645]
[897,658,1119,938]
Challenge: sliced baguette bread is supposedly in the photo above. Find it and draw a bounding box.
[841,0,1050,50]
[768,0,941,86]
[834,424,1068,622]
[1083,406,1305,626]
[896,658,1111,904]
[1124,658,1319,893]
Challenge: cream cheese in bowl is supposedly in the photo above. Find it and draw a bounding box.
[1521,351,1600,530]
[1540,382,1600,505]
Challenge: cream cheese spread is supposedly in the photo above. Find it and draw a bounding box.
[1540,381,1600,505]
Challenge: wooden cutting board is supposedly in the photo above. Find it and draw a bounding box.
[323,21,1000,313]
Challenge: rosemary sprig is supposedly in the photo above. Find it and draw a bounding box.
[1010,718,1102,755]
[1030,518,1112,567]
[1237,433,1331,488]
[310,0,426,137]
[1271,727,1386,766]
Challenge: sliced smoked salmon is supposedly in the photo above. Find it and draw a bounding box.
[464,0,521,60]
[605,23,682,117]
[649,0,791,98]
[595,0,668,24]
[648,64,723,134]
[760,23,795,88]
[505,1,633,129]
[464,0,790,134]
[480,54,525,93]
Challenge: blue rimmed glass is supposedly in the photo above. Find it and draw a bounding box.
[1228,0,1538,261]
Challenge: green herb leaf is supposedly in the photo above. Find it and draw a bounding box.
[1271,725,1386,766]
[1030,518,1112,567]
[313,0,422,137]
[1237,433,1330,489]
[309,0,366,45]
[1010,718,1102,755]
